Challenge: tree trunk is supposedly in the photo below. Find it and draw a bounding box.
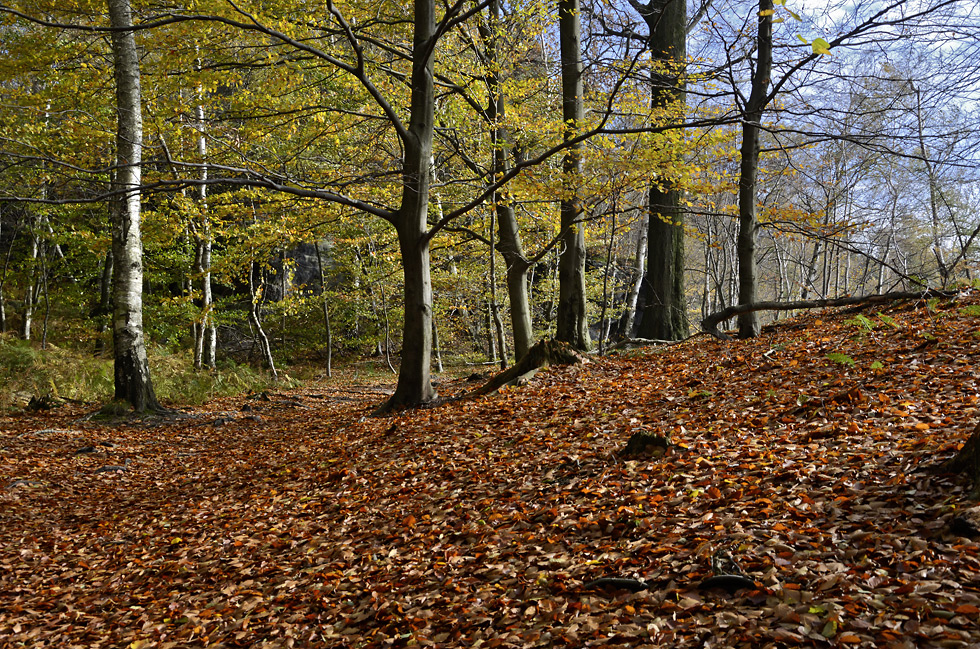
[637,0,689,341]
[248,261,278,380]
[93,249,113,356]
[598,206,617,355]
[801,238,822,300]
[621,212,648,339]
[432,317,443,373]
[556,0,591,352]
[314,241,332,378]
[735,0,773,339]
[499,211,533,358]
[192,101,216,369]
[484,0,533,361]
[107,0,161,412]
[384,220,436,409]
[378,0,438,412]
[20,217,37,341]
[488,214,507,369]
[911,80,950,286]
[485,299,498,363]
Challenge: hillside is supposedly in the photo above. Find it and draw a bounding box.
[2,292,979,648]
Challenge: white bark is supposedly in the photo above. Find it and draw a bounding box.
[193,99,216,369]
[108,0,159,411]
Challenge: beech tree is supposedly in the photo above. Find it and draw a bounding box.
[482,0,533,360]
[734,0,773,338]
[630,0,691,341]
[556,0,592,351]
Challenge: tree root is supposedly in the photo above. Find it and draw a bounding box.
[471,338,585,397]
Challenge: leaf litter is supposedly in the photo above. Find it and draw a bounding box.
[2,293,979,648]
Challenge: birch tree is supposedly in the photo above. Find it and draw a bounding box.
[107,0,161,411]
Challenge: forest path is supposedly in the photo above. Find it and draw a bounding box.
[2,292,980,647]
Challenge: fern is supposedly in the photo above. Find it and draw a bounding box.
[826,352,856,368]
[844,314,874,331]
[876,312,901,329]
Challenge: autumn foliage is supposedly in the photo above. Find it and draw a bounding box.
[2,293,979,647]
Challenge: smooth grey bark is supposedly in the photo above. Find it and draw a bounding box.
[622,212,648,339]
[485,299,498,363]
[735,0,773,339]
[377,0,438,411]
[556,0,591,351]
[497,199,533,359]
[107,0,161,411]
[488,240,507,369]
[484,0,533,360]
[598,208,618,355]
[633,0,690,341]
[314,241,332,378]
[800,238,822,300]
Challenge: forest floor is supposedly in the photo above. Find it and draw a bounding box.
[2,292,980,648]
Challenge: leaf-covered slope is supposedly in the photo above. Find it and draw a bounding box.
[2,293,979,648]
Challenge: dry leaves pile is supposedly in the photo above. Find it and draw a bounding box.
[2,293,979,648]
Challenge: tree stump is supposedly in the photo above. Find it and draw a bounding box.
[619,431,672,459]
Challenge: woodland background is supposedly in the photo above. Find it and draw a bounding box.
[3,2,980,646]
[0,0,978,408]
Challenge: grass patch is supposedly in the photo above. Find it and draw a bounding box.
[0,337,281,409]
[0,338,113,408]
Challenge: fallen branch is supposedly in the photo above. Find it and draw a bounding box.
[608,332,708,351]
[701,289,962,340]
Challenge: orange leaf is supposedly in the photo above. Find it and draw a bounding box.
[403,515,416,528]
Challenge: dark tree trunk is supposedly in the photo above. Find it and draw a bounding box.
[248,261,278,380]
[93,249,113,356]
[736,0,773,339]
[636,0,689,341]
[556,0,591,351]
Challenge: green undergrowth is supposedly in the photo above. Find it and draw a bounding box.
[0,338,281,409]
